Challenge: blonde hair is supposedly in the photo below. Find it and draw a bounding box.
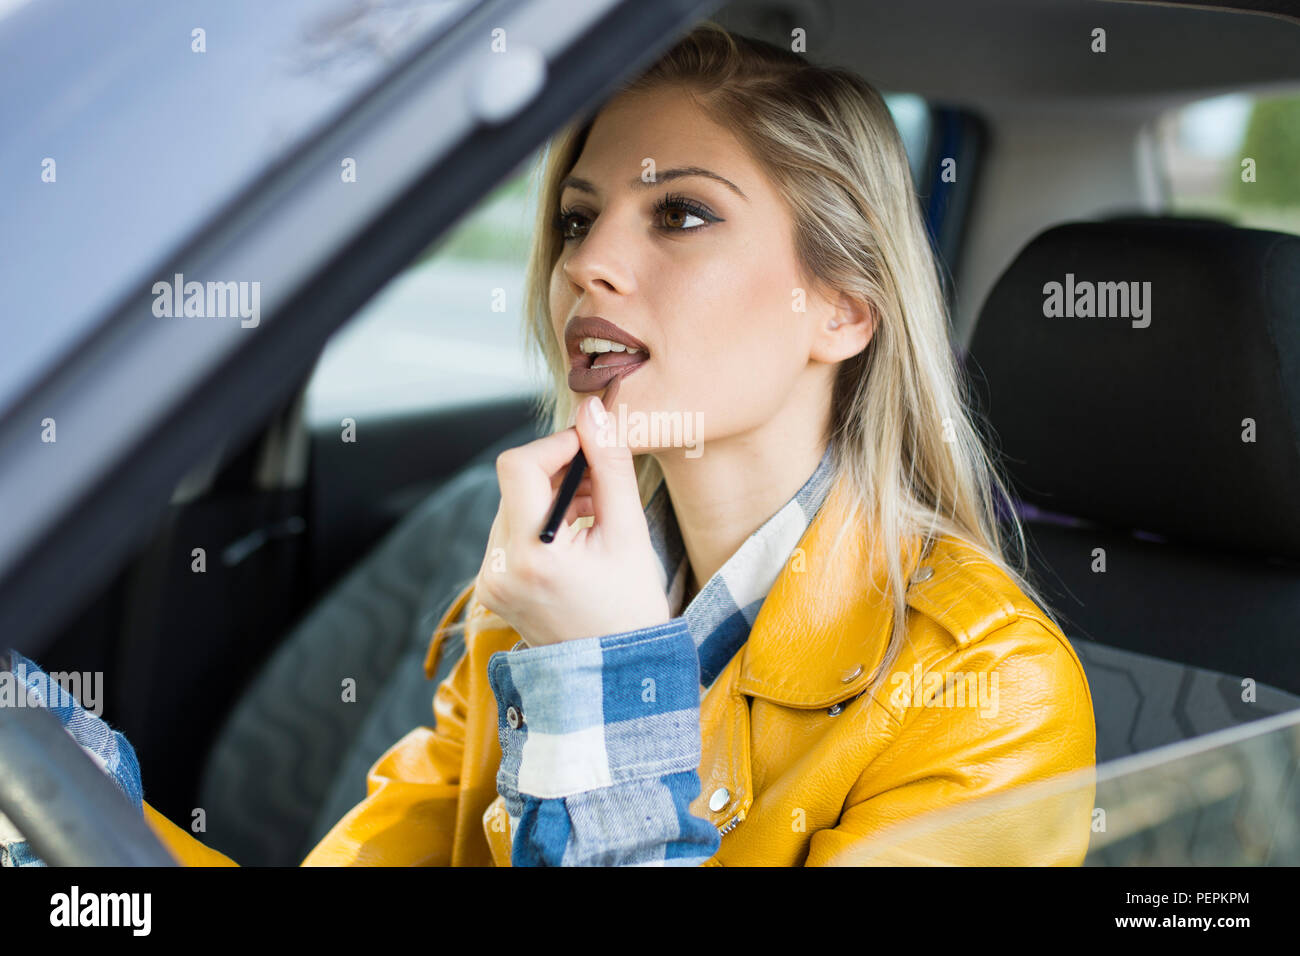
[445,21,1059,699]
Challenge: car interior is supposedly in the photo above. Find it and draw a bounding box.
[25,0,1300,866]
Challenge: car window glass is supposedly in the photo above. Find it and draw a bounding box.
[0,0,479,418]
[1152,88,1300,236]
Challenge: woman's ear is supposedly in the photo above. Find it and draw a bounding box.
[811,292,876,364]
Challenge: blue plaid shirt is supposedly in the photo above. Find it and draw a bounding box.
[486,443,837,866]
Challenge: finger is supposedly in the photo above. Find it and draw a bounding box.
[563,494,594,526]
[573,393,642,539]
[479,507,507,575]
[495,429,582,538]
[551,473,593,498]
[559,513,592,546]
[481,504,505,552]
[474,507,508,611]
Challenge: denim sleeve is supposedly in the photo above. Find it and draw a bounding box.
[485,618,721,866]
[0,649,144,867]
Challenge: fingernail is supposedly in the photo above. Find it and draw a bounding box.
[587,395,607,426]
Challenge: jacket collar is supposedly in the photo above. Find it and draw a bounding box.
[735,473,929,708]
[645,444,838,688]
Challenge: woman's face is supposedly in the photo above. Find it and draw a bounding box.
[549,84,869,458]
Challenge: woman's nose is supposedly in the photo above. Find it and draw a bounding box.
[561,213,636,296]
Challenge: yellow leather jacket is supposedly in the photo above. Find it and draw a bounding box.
[142,473,1096,866]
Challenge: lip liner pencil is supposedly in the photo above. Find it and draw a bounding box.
[539,377,619,543]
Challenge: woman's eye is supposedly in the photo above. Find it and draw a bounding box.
[553,209,588,241]
[660,205,705,230]
[552,196,720,242]
[655,195,718,232]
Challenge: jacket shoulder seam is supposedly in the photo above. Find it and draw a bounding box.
[872,612,1087,748]
[906,543,1042,649]
[923,612,1091,712]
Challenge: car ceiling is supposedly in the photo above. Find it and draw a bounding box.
[714,0,1300,108]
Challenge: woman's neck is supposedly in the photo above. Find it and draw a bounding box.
[655,430,829,599]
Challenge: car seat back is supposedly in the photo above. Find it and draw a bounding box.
[964,217,1300,762]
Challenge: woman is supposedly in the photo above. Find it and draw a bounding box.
[6,22,1096,867]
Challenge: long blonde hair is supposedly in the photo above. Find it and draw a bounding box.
[503,20,1060,699]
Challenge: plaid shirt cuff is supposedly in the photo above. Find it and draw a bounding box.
[0,650,144,868]
[486,618,720,866]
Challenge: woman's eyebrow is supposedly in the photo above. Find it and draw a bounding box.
[559,166,748,201]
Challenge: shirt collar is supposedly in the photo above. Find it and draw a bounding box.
[643,444,838,687]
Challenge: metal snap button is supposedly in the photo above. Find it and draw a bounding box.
[827,702,844,716]
[841,664,864,683]
[708,787,731,812]
[910,565,934,585]
[506,705,521,729]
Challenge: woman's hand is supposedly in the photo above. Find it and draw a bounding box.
[473,394,671,647]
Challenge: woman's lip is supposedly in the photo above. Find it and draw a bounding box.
[568,356,648,393]
[564,316,650,357]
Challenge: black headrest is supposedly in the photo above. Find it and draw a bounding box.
[965,217,1300,559]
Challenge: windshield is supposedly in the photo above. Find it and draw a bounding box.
[0,0,477,418]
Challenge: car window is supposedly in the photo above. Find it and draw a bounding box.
[887,92,931,188]
[0,0,480,419]
[304,92,932,422]
[1152,87,1300,236]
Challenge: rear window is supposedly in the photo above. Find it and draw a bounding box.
[1153,88,1300,236]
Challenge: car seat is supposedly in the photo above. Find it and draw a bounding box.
[963,216,1300,764]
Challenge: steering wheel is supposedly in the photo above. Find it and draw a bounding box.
[0,697,177,866]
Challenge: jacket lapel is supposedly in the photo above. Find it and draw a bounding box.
[691,654,754,835]
[739,474,926,706]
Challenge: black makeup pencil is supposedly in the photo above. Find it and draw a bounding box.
[539,377,619,543]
